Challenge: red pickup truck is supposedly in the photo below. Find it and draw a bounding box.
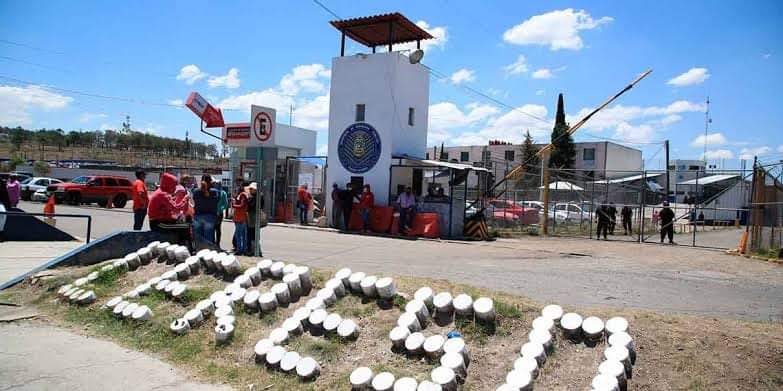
[47,175,134,208]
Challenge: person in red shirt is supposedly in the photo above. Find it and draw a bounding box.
[148,173,191,248]
[232,185,248,254]
[297,184,313,225]
[132,171,149,230]
[357,184,374,233]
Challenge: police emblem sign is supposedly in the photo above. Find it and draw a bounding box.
[337,123,382,174]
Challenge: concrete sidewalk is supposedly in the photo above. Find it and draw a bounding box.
[0,241,82,288]
[0,322,230,391]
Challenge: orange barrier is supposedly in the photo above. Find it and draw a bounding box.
[275,201,294,222]
[410,213,440,238]
[348,208,364,231]
[390,213,400,235]
[370,206,394,233]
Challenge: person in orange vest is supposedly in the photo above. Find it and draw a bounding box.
[132,170,149,230]
[357,184,374,233]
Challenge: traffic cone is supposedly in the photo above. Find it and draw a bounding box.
[44,195,56,226]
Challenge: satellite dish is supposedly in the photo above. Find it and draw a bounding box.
[409,49,424,64]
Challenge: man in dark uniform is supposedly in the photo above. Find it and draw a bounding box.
[338,183,357,231]
[621,205,633,235]
[595,204,610,240]
[607,202,618,235]
[659,201,675,244]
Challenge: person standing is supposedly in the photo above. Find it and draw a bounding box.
[232,185,248,255]
[148,173,191,248]
[297,184,312,225]
[595,204,610,240]
[330,183,342,230]
[357,184,374,233]
[192,174,219,244]
[214,182,228,246]
[132,171,148,230]
[607,202,618,235]
[6,175,20,208]
[396,186,416,233]
[338,183,356,231]
[245,182,264,256]
[621,205,633,235]
[659,201,675,244]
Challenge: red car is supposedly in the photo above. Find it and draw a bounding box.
[47,175,134,208]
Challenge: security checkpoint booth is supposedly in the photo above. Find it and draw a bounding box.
[324,13,470,238]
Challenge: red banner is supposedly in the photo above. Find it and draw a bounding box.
[185,92,225,128]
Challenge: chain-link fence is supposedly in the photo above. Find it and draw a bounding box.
[476,157,778,250]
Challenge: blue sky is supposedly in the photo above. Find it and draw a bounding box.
[1,0,781,169]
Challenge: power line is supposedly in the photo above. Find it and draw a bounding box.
[0,38,66,54]
[0,55,72,73]
[310,0,341,19]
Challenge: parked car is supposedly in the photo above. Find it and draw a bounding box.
[553,202,594,222]
[0,172,32,182]
[20,176,62,201]
[47,175,134,208]
[31,188,50,202]
[517,200,571,223]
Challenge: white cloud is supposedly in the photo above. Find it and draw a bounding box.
[532,66,566,79]
[207,68,241,89]
[667,67,710,87]
[778,145,783,153]
[739,146,771,160]
[532,69,553,79]
[429,102,499,131]
[398,20,448,53]
[703,149,734,160]
[449,68,475,85]
[78,112,107,123]
[690,132,727,148]
[568,100,705,132]
[0,85,73,126]
[279,64,331,95]
[218,63,332,132]
[168,99,184,107]
[535,89,545,96]
[503,55,528,76]
[502,9,613,51]
[762,53,771,59]
[176,64,207,85]
[451,104,550,146]
[613,122,655,143]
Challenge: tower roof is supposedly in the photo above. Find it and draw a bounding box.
[330,12,433,48]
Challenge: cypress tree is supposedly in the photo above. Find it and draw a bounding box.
[549,93,576,173]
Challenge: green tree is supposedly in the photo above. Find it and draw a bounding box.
[549,93,576,173]
[517,130,540,188]
[33,160,51,176]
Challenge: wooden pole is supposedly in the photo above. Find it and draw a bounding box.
[541,150,550,235]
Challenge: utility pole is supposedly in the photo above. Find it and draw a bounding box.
[541,150,550,235]
[703,96,711,164]
[664,140,670,201]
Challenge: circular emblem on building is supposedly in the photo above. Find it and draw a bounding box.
[338,122,382,174]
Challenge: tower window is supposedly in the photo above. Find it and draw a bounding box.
[355,104,365,122]
[460,151,469,162]
[504,150,515,161]
[408,107,415,126]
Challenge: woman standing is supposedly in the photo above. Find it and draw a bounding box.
[148,173,191,248]
[192,174,219,244]
[232,185,248,255]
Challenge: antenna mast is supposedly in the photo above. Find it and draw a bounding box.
[703,96,711,163]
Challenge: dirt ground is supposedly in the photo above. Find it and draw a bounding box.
[2,255,782,390]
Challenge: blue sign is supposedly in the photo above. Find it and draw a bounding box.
[338,122,382,174]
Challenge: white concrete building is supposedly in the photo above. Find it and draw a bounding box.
[439,141,643,180]
[326,14,432,206]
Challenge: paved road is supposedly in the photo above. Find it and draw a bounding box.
[15,201,783,322]
[0,322,230,391]
[0,241,82,287]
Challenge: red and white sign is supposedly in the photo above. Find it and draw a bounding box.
[185,92,224,128]
[250,105,276,146]
[222,122,251,143]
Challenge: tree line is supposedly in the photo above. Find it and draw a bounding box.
[0,126,220,160]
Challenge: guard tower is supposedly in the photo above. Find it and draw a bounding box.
[326,13,433,208]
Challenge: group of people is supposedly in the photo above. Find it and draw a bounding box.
[594,202,635,240]
[329,182,375,232]
[594,201,676,244]
[133,171,262,255]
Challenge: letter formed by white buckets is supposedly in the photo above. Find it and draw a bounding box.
[497,304,637,391]
[367,286,491,390]
[254,267,397,382]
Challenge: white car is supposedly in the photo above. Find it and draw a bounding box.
[553,202,595,222]
[517,200,570,223]
[31,188,50,202]
[20,177,62,201]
